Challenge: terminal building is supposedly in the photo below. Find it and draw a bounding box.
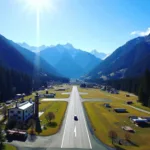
[8,100,34,121]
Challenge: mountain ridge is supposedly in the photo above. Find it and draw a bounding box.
[87,34,150,80]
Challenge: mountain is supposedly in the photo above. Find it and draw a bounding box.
[18,42,49,52]
[91,50,107,60]
[0,34,68,81]
[87,34,150,80]
[40,43,101,78]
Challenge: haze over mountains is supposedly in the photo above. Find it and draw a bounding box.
[18,42,49,52]
[0,34,68,82]
[39,44,101,78]
[90,50,108,60]
[1,35,101,79]
[87,34,150,81]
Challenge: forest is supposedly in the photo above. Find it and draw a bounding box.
[0,65,69,102]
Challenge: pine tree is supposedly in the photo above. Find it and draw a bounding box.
[0,125,5,149]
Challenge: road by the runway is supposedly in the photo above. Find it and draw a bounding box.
[61,86,92,149]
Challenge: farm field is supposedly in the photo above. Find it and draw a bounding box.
[84,101,150,150]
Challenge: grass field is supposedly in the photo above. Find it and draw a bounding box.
[81,86,150,150]
[3,144,17,150]
[32,101,68,136]
[84,102,150,150]
[78,87,150,113]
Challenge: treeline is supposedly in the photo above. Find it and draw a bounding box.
[106,70,150,107]
[0,65,69,102]
[0,65,32,102]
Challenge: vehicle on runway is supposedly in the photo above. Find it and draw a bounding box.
[74,115,78,121]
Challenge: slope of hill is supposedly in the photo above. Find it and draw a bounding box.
[0,34,34,74]
[10,41,59,76]
[40,43,101,78]
[0,34,68,82]
[87,34,150,80]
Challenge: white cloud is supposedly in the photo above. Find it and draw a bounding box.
[130,27,150,36]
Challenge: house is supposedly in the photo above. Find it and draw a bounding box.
[8,100,34,122]
[126,101,133,105]
[142,117,150,122]
[131,117,148,127]
[6,129,28,141]
[104,103,111,108]
[126,94,130,97]
[44,93,55,98]
[114,108,127,113]
[122,126,135,133]
[5,100,13,105]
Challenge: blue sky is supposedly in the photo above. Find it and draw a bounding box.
[0,0,150,53]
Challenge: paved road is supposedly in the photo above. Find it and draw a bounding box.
[41,98,68,102]
[123,104,150,114]
[61,86,92,149]
[83,98,111,102]
[9,86,109,150]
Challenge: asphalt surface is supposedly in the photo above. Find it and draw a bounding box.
[9,86,110,150]
[61,86,92,149]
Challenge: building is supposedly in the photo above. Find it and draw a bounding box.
[114,108,127,113]
[44,93,55,98]
[8,100,35,122]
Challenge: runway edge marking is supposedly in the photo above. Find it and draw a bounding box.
[61,88,73,148]
[79,89,92,149]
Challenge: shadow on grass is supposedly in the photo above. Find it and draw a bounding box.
[47,122,58,128]
[138,123,150,128]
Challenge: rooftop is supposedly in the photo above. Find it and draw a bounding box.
[18,101,34,110]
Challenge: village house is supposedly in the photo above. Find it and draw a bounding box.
[8,100,34,122]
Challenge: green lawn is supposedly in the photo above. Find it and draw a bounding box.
[79,87,150,112]
[132,103,150,112]
[84,101,150,150]
[29,101,68,136]
[3,144,17,150]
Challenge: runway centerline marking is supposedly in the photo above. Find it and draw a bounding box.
[74,126,77,137]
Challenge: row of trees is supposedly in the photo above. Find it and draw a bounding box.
[0,65,32,102]
[138,70,150,107]
[106,70,150,107]
[0,65,69,102]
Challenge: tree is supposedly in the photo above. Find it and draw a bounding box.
[108,130,118,144]
[0,125,5,150]
[2,105,7,119]
[45,112,55,124]
[138,69,150,107]
[125,133,131,142]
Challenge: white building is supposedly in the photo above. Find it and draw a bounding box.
[8,100,34,122]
